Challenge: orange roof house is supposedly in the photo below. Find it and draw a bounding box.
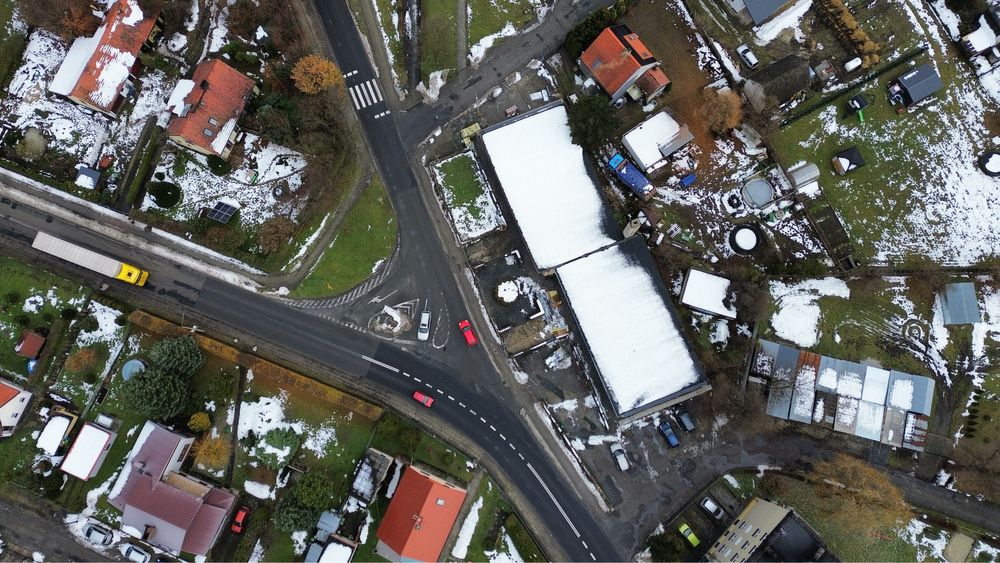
[165,60,257,159]
[1,378,33,438]
[375,466,467,562]
[49,0,161,115]
[14,330,46,359]
[579,25,671,102]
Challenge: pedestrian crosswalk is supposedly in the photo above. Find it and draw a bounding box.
[348,78,384,110]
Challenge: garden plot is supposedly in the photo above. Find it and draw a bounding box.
[145,135,307,226]
[466,0,546,66]
[1,30,109,164]
[771,0,1000,265]
[432,151,505,243]
[51,301,128,408]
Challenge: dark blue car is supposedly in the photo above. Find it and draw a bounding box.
[658,421,679,447]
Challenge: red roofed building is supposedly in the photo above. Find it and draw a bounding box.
[579,25,671,102]
[166,60,257,158]
[49,0,161,115]
[375,465,467,562]
[109,421,236,556]
[14,330,46,359]
[0,378,33,438]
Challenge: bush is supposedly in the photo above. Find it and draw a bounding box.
[563,0,634,58]
[291,472,334,510]
[119,368,190,421]
[188,412,212,433]
[256,427,301,469]
[13,314,30,327]
[565,94,616,151]
[291,55,344,94]
[193,435,232,469]
[149,336,205,379]
[114,313,127,326]
[60,308,78,320]
[148,181,181,207]
[4,291,20,305]
[274,501,316,532]
[207,155,232,176]
[77,314,99,333]
[703,88,744,134]
[258,216,297,253]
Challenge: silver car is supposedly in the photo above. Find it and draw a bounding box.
[736,44,759,69]
[701,496,725,519]
[417,311,431,341]
[82,523,113,546]
[120,544,152,563]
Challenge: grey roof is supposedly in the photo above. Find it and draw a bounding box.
[888,371,935,415]
[745,0,793,24]
[895,63,943,105]
[940,282,981,325]
[765,344,799,419]
[835,146,865,169]
[746,55,811,106]
[658,124,694,158]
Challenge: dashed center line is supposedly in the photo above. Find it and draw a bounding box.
[413,377,422,383]
[447,395,455,401]
[402,372,411,378]
[517,453,525,461]
[458,402,466,408]
[469,409,477,416]
[479,417,486,423]
[499,433,506,440]
[489,425,496,432]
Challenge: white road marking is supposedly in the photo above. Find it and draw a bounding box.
[447,395,455,401]
[345,70,358,77]
[371,80,383,102]
[527,463,580,538]
[489,425,496,432]
[469,409,477,416]
[589,552,596,560]
[582,541,589,549]
[413,377,422,383]
[425,382,434,389]
[459,402,466,408]
[352,84,370,108]
[479,417,486,423]
[360,354,398,373]
[437,388,445,394]
[509,443,516,450]
[517,453,525,461]
[364,80,378,102]
[402,372,411,378]
[347,86,361,109]
[499,433,506,440]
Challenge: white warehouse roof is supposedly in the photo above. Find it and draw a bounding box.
[61,422,115,480]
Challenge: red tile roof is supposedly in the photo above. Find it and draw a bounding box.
[580,25,660,96]
[636,67,670,98]
[0,381,18,407]
[166,59,256,156]
[375,466,467,562]
[14,330,46,359]
[55,0,159,113]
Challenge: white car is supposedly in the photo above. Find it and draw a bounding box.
[82,523,113,546]
[736,44,759,69]
[610,442,630,471]
[701,496,725,519]
[120,544,152,563]
[417,311,431,341]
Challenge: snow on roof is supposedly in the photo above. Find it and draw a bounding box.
[621,111,681,171]
[889,377,914,410]
[837,367,863,399]
[861,366,890,405]
[49,28,105,96]
[120,0,144,25]
[680,269,736,319]
[61,423,114,479]
[109,421,156,499]
[211,118,238,154]
[318,542,353,563]
[556,238,703,415]
[854,400,885,441]
[37,415,71,455]
[964,16,998,53]
[790,364,816,423]
[166,79,195,115]
[481,104,617,269]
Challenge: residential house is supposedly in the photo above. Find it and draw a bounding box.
[60,421,117,480]
[742,0,800,25]
[578,25,671,102]
[49,0,162,116]
[109,421,237,556]
[743,55,811,113]
[166,59,257,159]
[888,63,943,107]
[621,111,694,172]
[375,465,467,562]
[14,330,46,359]
[707,498,836,562]
[0,378,32,438]
[961,9,1000,56]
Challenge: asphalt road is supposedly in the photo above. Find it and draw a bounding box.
[0,492,111,562]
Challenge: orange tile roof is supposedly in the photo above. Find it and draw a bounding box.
[15,330,46,359]
[166,59,256,156]
[375,466,467,562]
[65,0,159,113]
[0,381,18,408]
[580,27,639,95]
[636,67,670,97]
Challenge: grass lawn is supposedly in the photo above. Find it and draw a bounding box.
[0,254,87,379]
[368,412,472,482]
[419,0,457,80]
[0,0,27,89]
[432,151,504,242]
[466,0,535,45]
[291,177,397,298]
[457,477,545,561]
[373,0,409,87]
[770,0,999,265]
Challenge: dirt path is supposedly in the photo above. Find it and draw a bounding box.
[456,0,468,70]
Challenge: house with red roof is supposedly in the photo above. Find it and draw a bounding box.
[375,465,467,562]
[49,0,161,116]
[0,378,32,438]
[578,24,671,103]
[14,330,46,359]
[165,59,257,159]
[109,421,236,556]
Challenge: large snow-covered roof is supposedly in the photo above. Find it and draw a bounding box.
[481,104,617,269]
[37,415,71,455]
[61,423,114,480]
[556,238,705,416]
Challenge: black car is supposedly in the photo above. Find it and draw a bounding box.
[674,405,696,432]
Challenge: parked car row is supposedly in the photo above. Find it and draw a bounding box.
[658,404,696,448]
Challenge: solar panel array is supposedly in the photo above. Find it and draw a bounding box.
[206,201,238,223]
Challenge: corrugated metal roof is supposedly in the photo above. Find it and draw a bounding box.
[940,282,981,325]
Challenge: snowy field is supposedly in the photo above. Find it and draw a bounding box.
[431,151,506,243]
[144,135,307,227]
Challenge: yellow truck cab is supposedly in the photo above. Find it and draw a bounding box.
[116,264,149,286]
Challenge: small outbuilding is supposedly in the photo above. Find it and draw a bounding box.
[680,269,737,319]
[939,282,981,325]
[60,422,116,480]
[888,63,943,107]
[14,330,46,359]
[621,111,694,172]
[743,55,811,113]
[832,146,866,175]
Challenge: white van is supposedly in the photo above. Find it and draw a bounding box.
[417,311,431,341]
[610,442,629,471]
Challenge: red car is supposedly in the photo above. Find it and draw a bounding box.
[413,391,434,407]
[231,506,251,533]
[458,319,478,347]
